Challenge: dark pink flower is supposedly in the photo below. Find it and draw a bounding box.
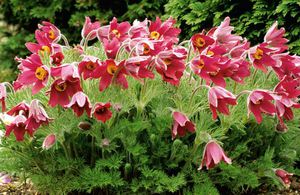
[191,33,215,53]
[103,37,121,59]
[51,52,64,66]
[42,134,56,150]
[272,54,300,79]
[208,86,237,120]
[199,140,232,170]
[128,19,149,38]
[247,90,277,124]
[26,99,51,131]
[249,43,276,72]
[171,111,195,139]
[78,56,101,80]
[125,56,154,80]
[108,17,130,41]
[93,59,128,91]
[92,102,112,123]
[66,92,92,117]
[149,17,181,43]
[38,21,61,43]
[229,39,250,58]
[48,78,82,107]
[5,115,33,141]
[7,102,30,117]
[51,63,80,80]
[0,83,7,112]
[81,16,101,40]
[228,58,251,84]
[275,169,293,188]
[264,21,288,53]
[16,54,49,94]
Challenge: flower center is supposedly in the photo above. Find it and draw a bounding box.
[86,61,97,70]
[48,30,56,40]
[209,71,218,76]
[195,37,205,47]
[107,62,118,75]
[96,107,106,114]
[150,31,160,40]
[207,50,214,56]
[163,58,172,66]
[254,99,262,105]
[198,59,205,69]
[143,44,150,55]
[111,29,120,38]
[54,82,67,92]
[254,48,263,60]
[35,67,48,80]
[40,46,51,56]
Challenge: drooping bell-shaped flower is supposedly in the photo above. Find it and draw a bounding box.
[264,21,288,53]
[124,56,154,81]
[81,16,101,40]
[171,111,195,139]
[199,140,232,170]
[7,102,30,117]
[78,55,101,80]
[66,91,92,117]
[5,115,33,141]
[92,102,112,123]
[26,99,51,131]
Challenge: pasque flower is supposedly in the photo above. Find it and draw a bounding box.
[26,99,51,131]
[272,54,300,79]
[81,16,101,40]
[7,102,30,117]
[208,86,237,120]
[274,169,293,188]
[171,111,195,139]
[191,33,215,53]
[78,56,101,80]
[124,56,154,80]
[5,115,33,141]
[0,83,7,112]
[38,21,61,43]
[51,52,64,66]
[93,59,128,91]
[249,43,276,72]
[66,92,92,117]
[42,134,56,150]
[247,90,277,124]
[199,140,232,170]
[93,102,112,123]
[16,54,50,94]
[103,37,121,59]
[264,21,288,53]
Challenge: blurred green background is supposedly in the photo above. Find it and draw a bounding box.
[0,0,300,82]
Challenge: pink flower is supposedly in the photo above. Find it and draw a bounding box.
[191,33,215,53]
[81,17,101,40]
[264,21,288,53]
[51,52,64,66]
[92,102,112,123]
[5,115,33,141]
[229,39,250,58]
[7,102,30,117]
[124,56,154,80]
[275,169,293,188]
[128,19,149,39]
[93,59,128,91]
[103,37,121,59]
[48,78,82,107]
[156,47,187,86]
[149,17,181,43]
[66,92,92,117]
[26,99,51,131]
[228,58,251,84]
[16,54,49,94]
[247,90,277,124]
[0,83,7,112]
[0,173,11,185]
[51,63,80,80]
[78,56,101,80]
[208,86,237,120]
[108,17,131,41]
[42,134,56,150]
[171,111,196,139]
[249,44,276,72]
[272,54,300,79]
[199,140,232,170]
[38,21,61,43]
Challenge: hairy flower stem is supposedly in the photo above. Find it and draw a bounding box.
[60,34,70,48]
[188,84,210,109]
[251,68,258,84]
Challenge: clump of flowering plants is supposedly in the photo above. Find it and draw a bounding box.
[0,16,299,194]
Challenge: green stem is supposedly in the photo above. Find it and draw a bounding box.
[91,137,95,165]
[188,84,210,109]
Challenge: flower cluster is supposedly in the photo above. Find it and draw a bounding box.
[0,16,299,187]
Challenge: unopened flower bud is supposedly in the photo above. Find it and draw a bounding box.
[113,103,122,112]
[78,121,92,131]
[100,138,110,147]
[42,134,56,150]
[275,122,288,133]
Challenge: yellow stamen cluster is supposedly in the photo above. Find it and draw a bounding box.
[150,31,160,40]
[35,67,48,80]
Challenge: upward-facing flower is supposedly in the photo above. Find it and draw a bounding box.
[92,102,112,123]
[16,54,50,94]
[66,92,92,117]
[107,17,131,41]
[26,99,51,131]
[274,169,293,188]
[247,90,277,124]
[81,16,101,40]
[0,83,7,112]
[171,111,195,139]
[5,115,33,141]
[264,21,288,53]
[199,140,232,170]
[38,21,61,43]
[93,59,128,91]
[208,86,237,120]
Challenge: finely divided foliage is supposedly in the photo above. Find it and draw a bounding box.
[0,16,299,194]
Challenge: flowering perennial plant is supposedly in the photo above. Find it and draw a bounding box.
[0,16,299,194]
